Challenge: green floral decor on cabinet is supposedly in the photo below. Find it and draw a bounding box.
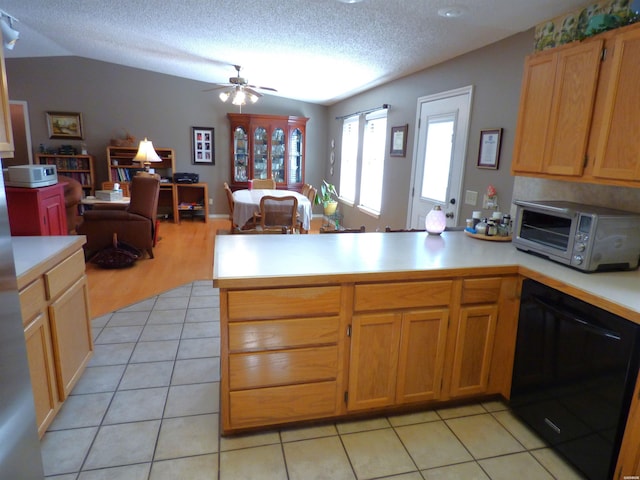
[534,0,640,51]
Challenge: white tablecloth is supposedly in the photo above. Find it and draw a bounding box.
[233,189,312,231]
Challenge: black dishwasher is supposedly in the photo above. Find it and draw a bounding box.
[511,279,640,480]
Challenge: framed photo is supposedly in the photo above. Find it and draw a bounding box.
[191,126,215,165]
[477,128,502,169]
[390,124,408,157]
[46,111,84,140]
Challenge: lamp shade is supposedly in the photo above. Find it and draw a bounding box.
[425,205,447,235]
[133,138,162,166]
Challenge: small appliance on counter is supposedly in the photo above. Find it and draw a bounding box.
[3,164,58,188]
[513,200,640,272]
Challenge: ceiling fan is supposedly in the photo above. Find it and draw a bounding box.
[205,65,277,107]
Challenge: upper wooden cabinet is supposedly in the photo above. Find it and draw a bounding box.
[228,113,308,192]
[511,38,603,176]
[592,26,640,181]
[512,22,640,186]
[0,36,14,158]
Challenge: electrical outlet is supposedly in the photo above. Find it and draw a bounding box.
[464,190,478,205]
[209,198,213,205]
[483,194,499,210]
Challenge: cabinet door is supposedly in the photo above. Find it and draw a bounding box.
[593,27,640,181]
[270,126,286,183]
[512,41,602,176]
[542,40,603,176]
[48,276,93,400]
[0,45,14,157]
[511,51,556,173]
[232,125,249,183]
[396,309,448,404]
[24,311,59,438]
[348,312,401,411]
[252,125,269,180]
[449,304,498,398]
[288,126,304,187]
[41,189,67,236]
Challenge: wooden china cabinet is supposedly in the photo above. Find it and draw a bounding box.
[227,113,308,191]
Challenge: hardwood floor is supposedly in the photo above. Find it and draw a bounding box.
[85,216,323,318]
[86,218,228,318]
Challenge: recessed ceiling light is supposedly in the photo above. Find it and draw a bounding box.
[337,0,364,3]
[438,6,468,18]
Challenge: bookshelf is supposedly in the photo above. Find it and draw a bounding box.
[35,154,96,196]
[106,146,178,223]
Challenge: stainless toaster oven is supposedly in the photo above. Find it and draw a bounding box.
[513,200,640,272]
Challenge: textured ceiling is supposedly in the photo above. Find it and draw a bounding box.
[2,0,591,105]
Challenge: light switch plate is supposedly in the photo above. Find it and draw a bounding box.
[464,190,478,205]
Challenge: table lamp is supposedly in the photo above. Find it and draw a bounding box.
[133,138,162,173]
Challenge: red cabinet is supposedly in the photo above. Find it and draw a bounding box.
[5,183,67,236]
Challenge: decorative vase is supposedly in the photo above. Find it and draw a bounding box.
[324,201,338,216]
[425,205,447,235]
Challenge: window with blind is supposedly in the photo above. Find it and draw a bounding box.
[338,108,388,216]
[339,115,359,204]
[359,110,387,214]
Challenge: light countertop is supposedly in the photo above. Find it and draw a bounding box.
[213,231,640,321]
[12,236,86,289]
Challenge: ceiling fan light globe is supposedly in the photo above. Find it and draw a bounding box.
[219,91,230,102]
[232,90,246,105]
[249,93,259,103]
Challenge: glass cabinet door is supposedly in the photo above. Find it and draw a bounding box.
[271,128,285,183]
[233,126,248,182]
[253,127,268,180]
[288,128,303,184]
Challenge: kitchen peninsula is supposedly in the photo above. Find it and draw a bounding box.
[213,231,640,475]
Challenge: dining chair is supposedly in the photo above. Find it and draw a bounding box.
[320,225,365,233]
[223,182,236,228]
[251,178,276,189]
[306,186,317,205]
[301,183,311,197]
[253,195,298,234]
[102,181,131,197]
[384,226,426,232]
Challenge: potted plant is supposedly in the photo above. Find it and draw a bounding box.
[314,180,339,215]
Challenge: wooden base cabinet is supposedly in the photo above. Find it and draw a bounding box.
[219,274,518,434]
[21,279,59,438]
[18,245,93,437]
[222,285,347,433]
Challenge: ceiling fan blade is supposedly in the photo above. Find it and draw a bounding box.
[244,87,263,97]
[202,85,228,92]
[247,84,278,92]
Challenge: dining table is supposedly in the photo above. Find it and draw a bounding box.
[232,189,312,232]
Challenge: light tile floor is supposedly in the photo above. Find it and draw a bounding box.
[41,281,586,479]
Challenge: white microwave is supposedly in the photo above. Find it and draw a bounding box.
[4,165,58,188]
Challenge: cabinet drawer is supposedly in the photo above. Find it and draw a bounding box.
[461,278,502,304]
[228,286,342,320]
[19,278,46,326]
[229,316,339,352]
[229,346,338,390]
[44,249,85,300]
[229,381,338,429]
[354,280,452,312]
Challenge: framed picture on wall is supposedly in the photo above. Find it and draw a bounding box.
[191,126,214,165]
[46,111,84,140]
[477,128,502,169]
[390,124,408,157]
